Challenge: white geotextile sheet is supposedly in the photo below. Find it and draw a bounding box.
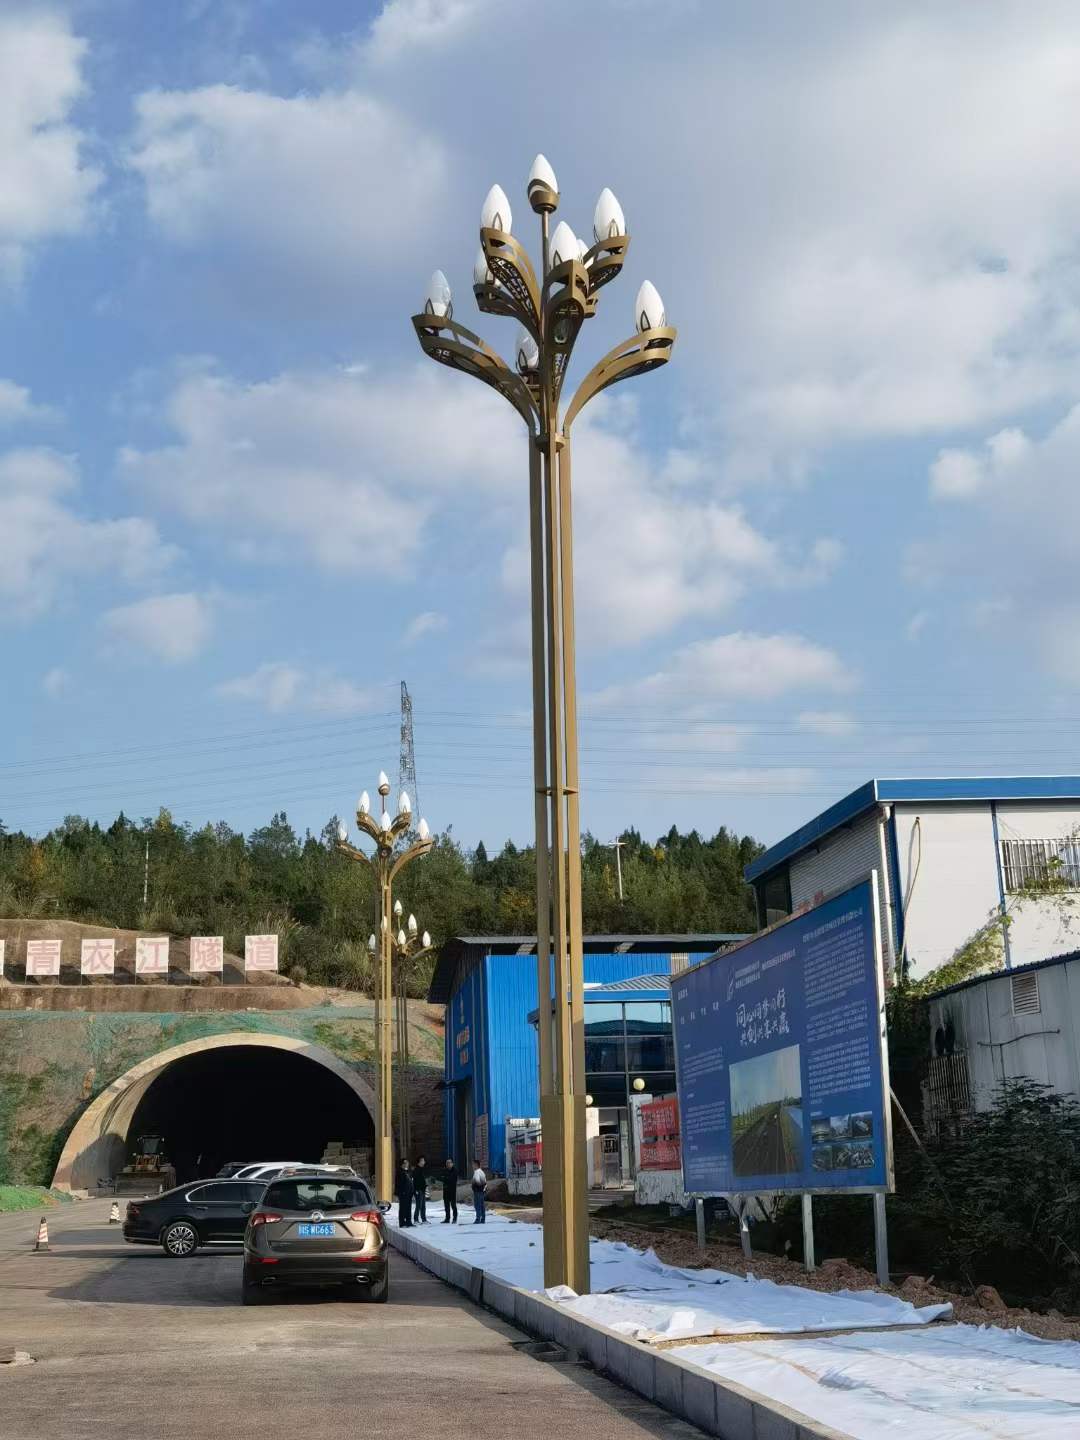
[388,1214,951,1339]
[669,1324,1080,1439]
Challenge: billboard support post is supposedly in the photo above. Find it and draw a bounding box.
[873,1191,889,1286]
[801,1193,815,1273]
[695,1198,706,1252]
[738,1202,752,1258]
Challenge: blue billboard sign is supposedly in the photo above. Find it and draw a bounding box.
[672,877,891,1194]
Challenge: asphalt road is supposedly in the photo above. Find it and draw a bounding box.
[733,1103,801,1176]
[0,1200,705,1440]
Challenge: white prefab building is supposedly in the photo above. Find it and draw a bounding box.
[744,778,1080,985]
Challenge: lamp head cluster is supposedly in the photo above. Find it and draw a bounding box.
[336,773,431,856]
[414,153,675,434]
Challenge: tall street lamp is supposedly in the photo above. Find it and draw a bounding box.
[412,156,675,1291]
[370,907,434,1161]
[338,772,433,1202]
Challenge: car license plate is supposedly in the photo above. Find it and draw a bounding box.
[297,1223,335,1238]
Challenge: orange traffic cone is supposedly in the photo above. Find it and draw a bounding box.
[109,1201,120,1224]
[34,1216,49,1252]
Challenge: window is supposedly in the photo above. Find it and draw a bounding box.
[1010,970,1041,1016]
[584,1004,625,1072]
[585,1072,629,1108]
[185,1182,245,1202]
[1001,838,1080,893]
[263,1177,374,1211]
[759,869,792,926]
[625,1002,675,1071]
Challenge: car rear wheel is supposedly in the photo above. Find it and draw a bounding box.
[161,1221,198,1258]
[364,1267,389,1304]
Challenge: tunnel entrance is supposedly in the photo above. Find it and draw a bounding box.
[125,1045,374,1183]
[52,1032,379,1192]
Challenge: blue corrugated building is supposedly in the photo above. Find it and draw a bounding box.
[428,934,743,1175]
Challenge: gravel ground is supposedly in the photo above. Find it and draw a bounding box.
[584,1216,1080,1345]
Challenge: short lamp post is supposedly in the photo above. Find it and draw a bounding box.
[413,156,675,1292]
[370,908,433,1162]
[338,772,433,1202]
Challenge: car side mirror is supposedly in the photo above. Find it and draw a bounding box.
[378,1202,391,1214]
[241,1201,255,1215]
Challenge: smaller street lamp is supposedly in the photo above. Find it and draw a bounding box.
[337,773,434,1201]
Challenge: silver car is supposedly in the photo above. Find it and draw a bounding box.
[242,1174,389,1305]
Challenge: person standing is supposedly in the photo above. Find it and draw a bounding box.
[412,1156,428,1224]
[395,1159,414,1229]
[471,1161,487,1224]
[442,1158,458,1223]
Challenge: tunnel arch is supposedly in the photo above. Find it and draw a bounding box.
[53,1032,377,1192]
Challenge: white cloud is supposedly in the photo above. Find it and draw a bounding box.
[588,632,853,712]
[346,2,1080,469]
[217,662,379,716]
[0,379,56,427]
[930,448,985,500]
[41,666,70,698]
[797,710,858,738]
[496,403,840,653]
[120,362,518,574]
[101,593,214,664]
[906,610,931,642]
[0,10,100,283]
[0,447,177,620]
[128,84,447,291]
[404,610,448,644]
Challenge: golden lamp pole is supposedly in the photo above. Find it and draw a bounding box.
[412,157,675,1291]
[337,772,433,1203]
[369,907,433,1162]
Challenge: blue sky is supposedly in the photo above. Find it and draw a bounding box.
[6,0,1080,853]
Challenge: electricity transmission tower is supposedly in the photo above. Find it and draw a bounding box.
[399,682,419,829]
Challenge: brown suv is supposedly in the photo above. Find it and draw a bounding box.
[242,1173,389,1304]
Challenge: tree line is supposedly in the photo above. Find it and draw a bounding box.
[0,811,762,994]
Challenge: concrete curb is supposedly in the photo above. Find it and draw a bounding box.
[388,1226,852,1440]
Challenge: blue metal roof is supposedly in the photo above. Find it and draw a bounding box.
[744,776,1080,883]
[527,974,673,1023]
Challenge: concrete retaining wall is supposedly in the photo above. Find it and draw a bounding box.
[388,1226,852,1440]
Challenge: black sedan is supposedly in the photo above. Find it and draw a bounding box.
[242,1174,389,1304]
[123,1178,268,1256]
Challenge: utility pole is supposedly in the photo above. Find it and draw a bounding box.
[613,837,625,902]
[142,839,149,908]
[399,682,419,834]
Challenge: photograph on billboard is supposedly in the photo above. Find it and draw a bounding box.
[671,876,891,1195]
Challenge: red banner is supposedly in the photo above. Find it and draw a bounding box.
[639,1097,681,1170]
[511,1140,542,1168]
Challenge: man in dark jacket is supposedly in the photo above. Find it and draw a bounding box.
[412,1156,428,1224]
[395,1160,414,1228]
[441,1158,458,1223]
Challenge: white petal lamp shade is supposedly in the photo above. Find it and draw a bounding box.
[397,928,407,948]
[634,280,666,333]
[377,771,390,794]
[418,818,431,841]
[336,821,348,842]
[358,791,370,815]
[424,270,452,319]
[408,913,418,934]
[577,236,590,265]
[549,221,578,269]
[380,811,392,832]
[516,326,539,373]
[473,245,492,287]
[422,931,431,948]
[593,187,626,242]
[368,933,376,953]
[394,899,403,918]
[528,153,558,194]
[481,183,512,234]
[399,791,412,815]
